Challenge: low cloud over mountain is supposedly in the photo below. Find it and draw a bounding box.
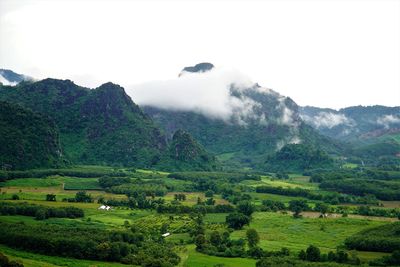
[128,63,298,128]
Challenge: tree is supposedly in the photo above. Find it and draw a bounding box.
[11,194,19,200]
[96,242,111,260]
[205,190,214,198]
[335,250,348,263]
[205,198,215,206]
[222,231,230,244]
[276,171,289,179]
[195,234,206,250]
[160,223,169,234]
[46,194,56,201]
[315,203,330,217]
[327,251,336,261]
[237,201,255,216]
[248,246,264,259]
[190,213,205,237]
[226,213,250,230]
[35,209,46,220]
[75,191,92,203]
[210,231,221,247]
[299,250,307,260]
[246,229,260,248]
[289,200,308,218]
[306,245,321,262]
[389,250,400,265]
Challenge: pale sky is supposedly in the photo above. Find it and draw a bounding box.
[0,0,399,109]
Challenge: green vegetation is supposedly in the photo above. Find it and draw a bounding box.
[345,222,400,252]
[0,101,64,170]
[0,251,24,267]
[144,103,342,170]
[162,129,219,171]
[320,179,400,201]
[230,212,386,253]
[1,72,399,267]
[264,144,334,172]
[0,202,84,219]
[0,80,217,171]
[0,221,180,266]
[0,165,398,266]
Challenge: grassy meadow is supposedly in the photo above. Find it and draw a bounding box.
[0,165,397,267]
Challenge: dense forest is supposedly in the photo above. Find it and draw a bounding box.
[0,101,64,169]
[0,80,217,171]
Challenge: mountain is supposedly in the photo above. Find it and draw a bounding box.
[179,62,215,76]
[264,143,334,172]
[143,63,342,169]
[0,79,217,170]
[160,129,219,171]
[0,69,32,86]
[0,101,64,170]
[300,105,400,143]
[300,106,400,160]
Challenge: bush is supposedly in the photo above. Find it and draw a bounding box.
[226,213,250,230]
[305,245,321,262]
[35,209,47,220]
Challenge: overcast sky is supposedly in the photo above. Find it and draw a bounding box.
[0,0,399,109]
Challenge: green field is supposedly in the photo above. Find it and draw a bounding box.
[230,212,387,254]
[0,165,396,267]
[1,245,128,267]
[180,245,256,267]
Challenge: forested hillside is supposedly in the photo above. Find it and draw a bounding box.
[0,80,217,170]
[0,101,64,169]
[143,64,343,170]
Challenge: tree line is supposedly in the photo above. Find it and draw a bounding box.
[0,221,180,266]
[0,202,84,220]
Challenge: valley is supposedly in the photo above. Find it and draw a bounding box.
[0,69,399,267]
[0,165,399,267]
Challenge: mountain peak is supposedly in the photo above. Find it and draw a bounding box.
[167,129,218,170]
[96,82,126,96]
[179,62,214,76]
[0,69,32,86]
[98,81,122,89]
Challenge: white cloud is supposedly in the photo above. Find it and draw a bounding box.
[0,74,18,86]
[377,114,400,129]
[128,66,267,124]
[301,112,353,129]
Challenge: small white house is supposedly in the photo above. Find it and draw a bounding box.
[98,205,111,211]
[161,232,170,237]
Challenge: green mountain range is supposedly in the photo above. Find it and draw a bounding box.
[300,105,400,159]
[1,65,398,171]
[0,79,217,170]
[300,105,400,142]
[143,63,342,170]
